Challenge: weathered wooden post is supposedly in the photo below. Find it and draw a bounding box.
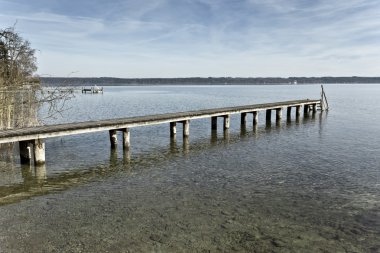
[296,106,301,118]
[266,109,272,122]
[241,113,247,125]
[223,115,230,129]
[33,139,45,165]
[182,120,190,137]
[312,103,317,113]
[211,117,217,130]
[253,111,258,125]
[170,122,176,137]
[109,129,117,148]
[122,128,130,150]
[304,105,309,116]
[276,108,282,121]
[19,140,32,164]
[287,107,292,119]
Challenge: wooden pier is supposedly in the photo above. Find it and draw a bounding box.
[81,86,104,94]
[0,99,321,165]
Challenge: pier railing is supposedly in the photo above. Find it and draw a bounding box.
[0,99,321,166]
[320,85,329,111]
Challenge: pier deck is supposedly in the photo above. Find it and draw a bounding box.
[0,99,321,165]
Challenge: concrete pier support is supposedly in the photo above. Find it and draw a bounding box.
[182,120,190,137]
[223,115,230,129]
[211,117,217,130]
[266,109,272,122]
[122,128,130,150]
[253,111,258,125]
[276,108,282,121]
[241,113,247,125]
[170,122,177,137]
[296,106,301,118]
[109,129,118,148]
[33,139,45,165]
[19,140,32,164]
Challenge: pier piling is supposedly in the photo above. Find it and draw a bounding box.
[182,120,190,137]
[109,130,118,148]
[19,140,32,164]
[304,105,309,115]
[223,115,230,129]
[122,128,130,150]
[287,107,292,119]
[276,108,282,121]
[170,122,177,137]
[211,117,218,130]
[253,111,258,125]
[33,139,45,165]
[296,106,301,118]
[266,109,272,122]
[241,113,247,125]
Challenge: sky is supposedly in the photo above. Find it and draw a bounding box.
[1,0,380,78]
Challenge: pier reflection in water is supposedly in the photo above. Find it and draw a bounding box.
[0,112,322,206]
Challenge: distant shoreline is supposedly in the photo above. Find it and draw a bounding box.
[40,77,380,86]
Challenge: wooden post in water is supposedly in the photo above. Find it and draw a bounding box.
[253,111,258,125]
[276,108,282,121]
[312,103,317,113]
[109,129,117,148]
[223,115,230,129]
[122,128,130,150]
[266,109,272,122]
[296,105,301,118]
[182,120,190,137]
[287,107,292,119]
[19,140,32,164]
[241,113,247,125]
[211,117,217,130]
[304,105,309,115]
[33,139,45,165]
[170,122,177,137]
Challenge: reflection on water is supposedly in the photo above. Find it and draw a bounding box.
[0,114,319,206]
[0,85,379,252]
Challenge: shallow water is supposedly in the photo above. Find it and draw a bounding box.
[0,84,379,252]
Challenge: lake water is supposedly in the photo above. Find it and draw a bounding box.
[0,84,379,252]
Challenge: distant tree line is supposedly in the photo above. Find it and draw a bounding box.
[41,76,380,86]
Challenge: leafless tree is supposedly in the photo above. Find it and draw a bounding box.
[0,25,37,87]
[0,26,74,129]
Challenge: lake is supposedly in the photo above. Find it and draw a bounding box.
[0,84,379,252]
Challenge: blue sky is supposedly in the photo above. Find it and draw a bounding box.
[1,0,380,77]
